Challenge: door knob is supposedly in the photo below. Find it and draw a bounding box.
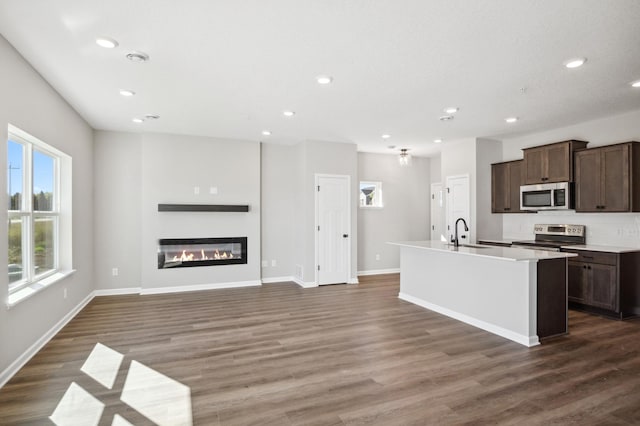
[343,234,349,238]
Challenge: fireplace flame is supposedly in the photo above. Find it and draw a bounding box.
[171,248,234,262]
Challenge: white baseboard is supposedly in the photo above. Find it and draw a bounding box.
[398,292,540,348]
[261,276,295,284]
[357,268,400,276]
[0,291,95,388]
[140,280,261,295]
[292,277,318,288]
[93,287,141,296]
[347,277,359,284]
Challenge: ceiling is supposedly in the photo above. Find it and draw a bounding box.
[1,0,639,157]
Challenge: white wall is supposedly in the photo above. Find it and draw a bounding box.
[476,138,503,240]
[93,131,142,290]
[0,36,94,378]
[357,153,430,273]
[501,109,640,247]
[260,143,295,280]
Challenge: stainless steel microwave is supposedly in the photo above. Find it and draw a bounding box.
[520,182,572,211]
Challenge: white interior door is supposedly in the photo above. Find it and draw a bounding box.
[430,183,445,241]
[316,175,350,285]
[446,175,471,244]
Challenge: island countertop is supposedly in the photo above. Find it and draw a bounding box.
[389,240,577,262]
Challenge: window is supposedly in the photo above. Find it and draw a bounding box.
[7,125,71,304]
[359,181,383,208]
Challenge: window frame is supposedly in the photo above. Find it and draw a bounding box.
[7,128,61,296]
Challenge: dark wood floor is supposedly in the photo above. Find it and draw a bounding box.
[2,274,640,425]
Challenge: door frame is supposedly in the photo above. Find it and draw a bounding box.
[314,173,352,286]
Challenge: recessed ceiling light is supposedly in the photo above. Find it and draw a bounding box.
[283,110,295,117]
[387,145,396,149]
[444,107,458,114]
[564,57,586,69]
[119,89,135,97]
[439,115,454,121]
[631,80,640,88]
[132,118,144,123]
[434,139,443,144]
[381,134,391,139]
[96,37,118,49]
[505,117,519,123]
[262,130,272,136]
[126,51,150,62]
[144,114,159,120]
[316,75,333,85]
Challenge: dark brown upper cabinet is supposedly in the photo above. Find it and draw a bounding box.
[491,159,524,213]
[575,142,640,212]
[523,140,588,184]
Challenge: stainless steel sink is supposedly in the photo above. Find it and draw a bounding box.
[445,243,491,249]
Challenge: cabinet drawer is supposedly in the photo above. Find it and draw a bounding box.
[565,250,618,265]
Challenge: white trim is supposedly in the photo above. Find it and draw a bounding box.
[357,268,400,276]
[315,173,352,286]
[140,280,261,295]
[347,277,359,284]
[93,287,142,296]
[292,277,318,288]
[0,291,94,388]
[398,292,540,347]
[261,276,295,284]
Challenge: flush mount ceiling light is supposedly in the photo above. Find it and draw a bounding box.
[144,114,160,120]
[119,89,135,97]
[283,110,295,117]
[505,117,519,123]
[564,57,587,68]
[381,134,391,139]
[262,130,272,136]
[126,51,150,62]
[631,80,640,88]
[439,115,454,122]
[434,139,443,144]
[316,75,333,85]
[444,107,459,114]
[96,37,118,49]
[132,118,144,123]
[398,148,411,167]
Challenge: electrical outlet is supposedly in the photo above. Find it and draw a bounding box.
[63,288,67,299]
[112,267,118,276]
[271,259,277,267]
[375,254,380,261]
[210,186,218,195]
[261,260,268,267]
[194,186,200,195]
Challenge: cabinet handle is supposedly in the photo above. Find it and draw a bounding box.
[582,256,593,259]
[583,265,587,269]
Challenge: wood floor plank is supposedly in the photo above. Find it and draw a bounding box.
[1,274,640,425]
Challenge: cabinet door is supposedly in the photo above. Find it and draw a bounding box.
[509,161,524,212]
[600,145,630,212]
[590,263,618,311]
[575,149,601,212]
[546,143,571,183]
[524,147,546,184]
[568,262,588,303]
[491,163,509,212]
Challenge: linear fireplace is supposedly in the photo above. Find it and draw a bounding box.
[157,237,247,269]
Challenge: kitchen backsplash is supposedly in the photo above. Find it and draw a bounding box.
[503,212,640,247]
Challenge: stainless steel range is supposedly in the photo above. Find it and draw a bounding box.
[511,224,586,252]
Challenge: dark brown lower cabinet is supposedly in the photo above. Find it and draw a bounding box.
[537,258,568,340]
[564,249,640,318]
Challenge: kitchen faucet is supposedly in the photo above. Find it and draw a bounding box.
[452,217,469,247]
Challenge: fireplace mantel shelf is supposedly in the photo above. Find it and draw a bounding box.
[157,204,249,212]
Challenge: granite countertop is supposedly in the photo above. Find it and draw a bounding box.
[389,240,577,262]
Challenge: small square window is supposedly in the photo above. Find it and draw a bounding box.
[359,181,383,208]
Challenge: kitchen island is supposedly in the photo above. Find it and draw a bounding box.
[389,241,577,347]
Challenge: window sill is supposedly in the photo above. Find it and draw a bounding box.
[359,205,384,209]
[6,270,76,308]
